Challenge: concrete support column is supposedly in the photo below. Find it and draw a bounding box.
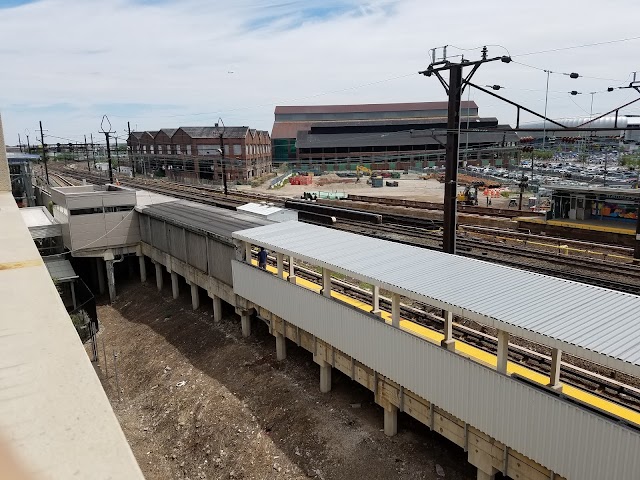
[276,252,284,279]
[384,404,398,436]
[476,470,496,480]
[371,285,381,316]
[155,262,163,291]
[288,256,297,284]
[138,255,147,283]
[96,257,105,295]
[70,282,77,309]
[241,312,251,337]
[549,348,563,391]
[391,293,400,327]
[212,295,222,323]
[321,268,332,298]
[496,330,509,374]
[105,259,116,303]
[441,310,456,351]
[319,359,332,393]
[245,242,252,264]
[275,331,286,361]
[190,283,200,310]
[171,271,179,300]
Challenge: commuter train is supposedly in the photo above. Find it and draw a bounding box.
[523,115,640,143]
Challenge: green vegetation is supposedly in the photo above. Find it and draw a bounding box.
[533,150,553,160]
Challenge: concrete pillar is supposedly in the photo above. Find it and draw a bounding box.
[105,259,116,303]
[138,255,147,283]
[70,281,77,309]
[212,295,222,323]
[190,282,200,310]
[549,348,563,391]
[441,310,456,351]
[96,257,105,295]
[476,470,495,480]
[171,271,179,300]
[276,252,284,279]
[245,242,252,264]
[321,268,331,298]
[275,331,286,361]
[319,359,332,393]
[371,285,381,316]
[384,404,398,436]
[496,330,509,374]
[288,256,297,284]
[241,312,251,337]
[155,262,163,291]
[391,293,400,327]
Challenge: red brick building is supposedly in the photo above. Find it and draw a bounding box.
[128,126,272,183]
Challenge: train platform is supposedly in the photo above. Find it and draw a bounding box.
[253,257,640,425]
[517,216,637,235]
[232,220,640,480]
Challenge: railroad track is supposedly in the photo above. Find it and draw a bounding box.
[329,220,640,295]
[260,255,640,415]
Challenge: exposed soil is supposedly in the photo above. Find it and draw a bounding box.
[91,279,476,480]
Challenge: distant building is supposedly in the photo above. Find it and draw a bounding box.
[127,126,272,183]
[271,102,519,171]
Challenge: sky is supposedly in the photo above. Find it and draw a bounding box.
[1,0,640,146]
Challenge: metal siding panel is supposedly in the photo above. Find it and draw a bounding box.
[140,215,151,243]
[208,240,234,285]
[186,231,207,272]
[232,261,640,480]
[167,224,186,262]
[150,218,167,252]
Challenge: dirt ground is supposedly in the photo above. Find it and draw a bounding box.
[91,279,476,480]
[256,175,514,209]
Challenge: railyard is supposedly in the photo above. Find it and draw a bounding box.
[37,160,640,480]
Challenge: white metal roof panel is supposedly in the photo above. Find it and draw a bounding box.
[233,221,640,377]
[44,257,78,282]
[237,202,283,216]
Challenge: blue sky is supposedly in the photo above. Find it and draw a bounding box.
[1,0,640,145]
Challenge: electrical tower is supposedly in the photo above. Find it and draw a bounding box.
[420,46,512,254]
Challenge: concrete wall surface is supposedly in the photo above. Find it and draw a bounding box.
[0,191,143,479]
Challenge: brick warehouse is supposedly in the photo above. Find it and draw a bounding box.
[271,102,519,171]
[128,126,272,183]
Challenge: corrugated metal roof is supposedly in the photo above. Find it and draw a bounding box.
[296,128,517,149]
[44,256,78,282]
[156,128,178,138]
[233,221,640,378]
[175,126,250,139]
[20,206,62,239]
[550,185,640,198]
[271,122,314,139]
[237,202,283,216]
[275,101,478,115]
[137,200,271,240]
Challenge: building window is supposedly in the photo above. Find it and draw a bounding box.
[233,144,242,156]
[70,207,104,215]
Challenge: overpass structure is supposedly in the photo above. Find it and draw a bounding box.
[0,116,144,478]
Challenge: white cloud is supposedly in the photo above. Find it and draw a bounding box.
[1,0,639,144]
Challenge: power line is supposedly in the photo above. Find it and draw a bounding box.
[513,35,640,57]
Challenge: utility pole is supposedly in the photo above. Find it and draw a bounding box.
[101,115,114,184]
[216,119,228,195]
[26,134,30,154]
[18,134,23,153]
[84,135,90,170]
[420,46,511,254]
[39,121,49,184]
[128,121,135,177]
[90,133,95,167]
[114,135,119,176]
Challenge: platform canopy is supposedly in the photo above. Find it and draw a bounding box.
[233,221,640,378]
